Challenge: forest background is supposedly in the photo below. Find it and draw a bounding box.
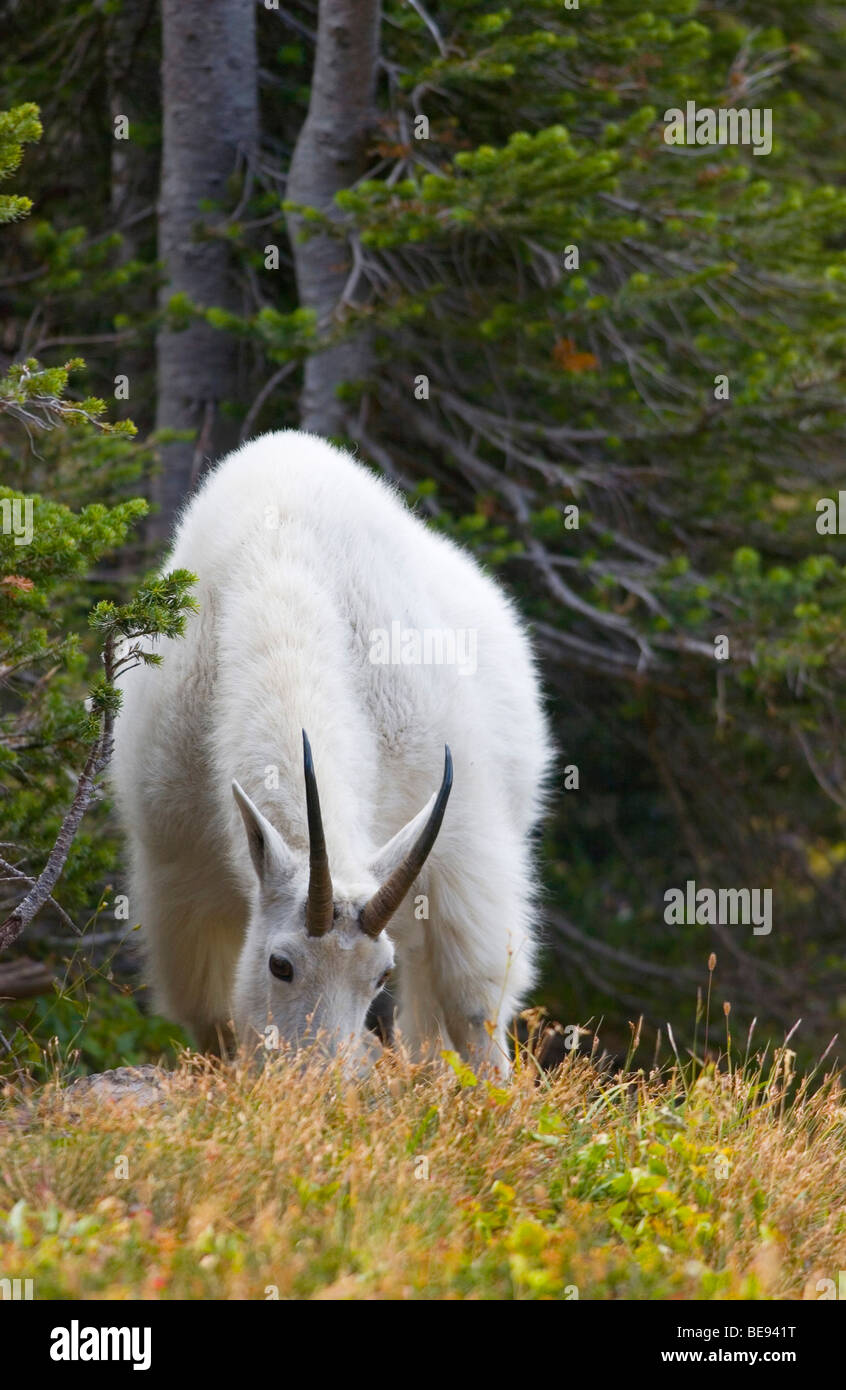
[3,0,846,1077]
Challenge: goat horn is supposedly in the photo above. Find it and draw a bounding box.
[359,746,453,939]
[302,730,334,937]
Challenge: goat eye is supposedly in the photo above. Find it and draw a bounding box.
[269,954,294,982]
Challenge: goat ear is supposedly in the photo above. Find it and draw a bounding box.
[232,781,295,886]
[369,792,438,881]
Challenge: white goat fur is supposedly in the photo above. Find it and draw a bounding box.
[111,431,553,1071]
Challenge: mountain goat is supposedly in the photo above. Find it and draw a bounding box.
[111,431,552,1074]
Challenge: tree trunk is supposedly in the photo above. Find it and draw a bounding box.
[105,0,159,439]
[286,0,381,438]
[152,0,257,546]
[106,0,158,246]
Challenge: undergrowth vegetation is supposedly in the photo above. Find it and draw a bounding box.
[1,1025,844,1300]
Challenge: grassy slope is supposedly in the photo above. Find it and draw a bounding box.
[1,1039,845,1300]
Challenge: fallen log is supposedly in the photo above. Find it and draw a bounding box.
[0,957,56,1001]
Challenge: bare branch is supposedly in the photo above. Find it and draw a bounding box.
[0,634,118,951]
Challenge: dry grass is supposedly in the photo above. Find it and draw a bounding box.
[1,1038,845,1300]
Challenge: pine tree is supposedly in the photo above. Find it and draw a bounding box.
[0,106,195,957]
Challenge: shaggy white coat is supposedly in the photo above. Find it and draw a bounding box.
[110,431,553,1071]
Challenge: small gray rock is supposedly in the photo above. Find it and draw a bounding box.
[64,1064,166,1108]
